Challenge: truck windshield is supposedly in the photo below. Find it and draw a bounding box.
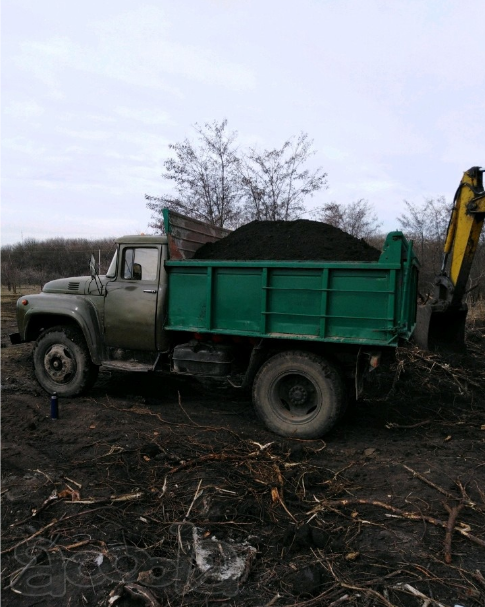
[106,250,118,278]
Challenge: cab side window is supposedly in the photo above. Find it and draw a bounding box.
[122,248,158,281]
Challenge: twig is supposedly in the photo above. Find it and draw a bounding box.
[411,349,483,389]
[2,507,108,554]
[264,593,281,606]
[340,583,398,607]
[444,503,464,563]
[283,585,341,607]
[10,490,59,527]
[121,583,161,607]
[402,464,455,499]
[360,570,403,586]
[177,390,200,427]
[392,582,448,607]
[386,421,431,429]
[272,487,297,522]
[403,465,478,510]
[168,452,246,474]
[52,538,107,552]
[1,519,60,555]
[474,569,485,589]
[185,479,203,519]
[308,498,485,549]
[31,469,54,483]
[327,596,350,607]
[63,476,82,488]
[272,463,297,522]
[63,491,144,505]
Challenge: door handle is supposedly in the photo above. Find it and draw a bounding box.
[143,290,157,294]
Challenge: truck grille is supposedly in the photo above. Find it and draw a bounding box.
[68,282,80,291]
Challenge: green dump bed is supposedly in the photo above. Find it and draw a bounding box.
[165,232,419,347]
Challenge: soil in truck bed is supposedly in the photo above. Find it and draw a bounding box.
[193,219,381,261]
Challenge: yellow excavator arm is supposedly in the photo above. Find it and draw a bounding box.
[414,166,485,350]
[441,166,485,306]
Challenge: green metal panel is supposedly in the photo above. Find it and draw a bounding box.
[165,231,419,347]
[212,268,261,332]
[168,267,208,327]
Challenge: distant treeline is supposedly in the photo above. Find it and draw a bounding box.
[1,237,117,293]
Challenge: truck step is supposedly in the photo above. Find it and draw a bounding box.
[102,361,154,372]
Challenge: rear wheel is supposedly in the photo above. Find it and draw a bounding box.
[33,326,99,396]
[252,350,345,439]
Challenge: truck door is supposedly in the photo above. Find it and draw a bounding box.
[104,245,161,350]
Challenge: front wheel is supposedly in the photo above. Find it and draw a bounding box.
[252,351,345,439]
[33,326,99,397]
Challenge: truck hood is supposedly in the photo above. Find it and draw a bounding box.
[42,275,109,295]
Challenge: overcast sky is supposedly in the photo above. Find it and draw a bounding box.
[2,0,484,246]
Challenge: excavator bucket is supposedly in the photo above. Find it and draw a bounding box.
[413,304,467,351]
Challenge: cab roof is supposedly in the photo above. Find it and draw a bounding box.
[115,234,168,245]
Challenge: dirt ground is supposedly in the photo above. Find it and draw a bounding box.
[2,289,485,607]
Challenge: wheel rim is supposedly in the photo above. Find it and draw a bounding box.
[270,371,322,424]
[44,343,77,385]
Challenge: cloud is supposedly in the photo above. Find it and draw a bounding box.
[114,107,173,126]
[320,146,349,161]
[4,100,45,119]
[2,137,48,156]
[359,179,398,194]
[56,128,115,141]
[14,37,72,94]
[13,6,256,96]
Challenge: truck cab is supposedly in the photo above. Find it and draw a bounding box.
[11,235,172,395]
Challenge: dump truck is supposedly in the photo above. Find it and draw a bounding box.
[10,207,419,439]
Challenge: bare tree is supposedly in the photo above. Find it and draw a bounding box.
[147,125,328,229]
[241,133,327,221]
[398,196,450,263]
[313,199,382,240]
[398,196,453,293]
[1,247,22,293]
[146,120,242,229]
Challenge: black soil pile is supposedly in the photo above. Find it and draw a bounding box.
[193,219,381,262]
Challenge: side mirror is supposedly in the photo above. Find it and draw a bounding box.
[133,263,142,280]
[89,254,97,278]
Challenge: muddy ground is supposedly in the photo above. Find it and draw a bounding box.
[2,289,485,607]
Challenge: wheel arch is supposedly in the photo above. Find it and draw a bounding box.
[23,298,104,364]
[244,338,352,383]
[33,325,99,396]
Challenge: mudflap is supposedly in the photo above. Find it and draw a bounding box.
[413,304,467,352]
[9,332,22,345]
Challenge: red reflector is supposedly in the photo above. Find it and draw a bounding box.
[369,354,380,369]
[22,299,28,306]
